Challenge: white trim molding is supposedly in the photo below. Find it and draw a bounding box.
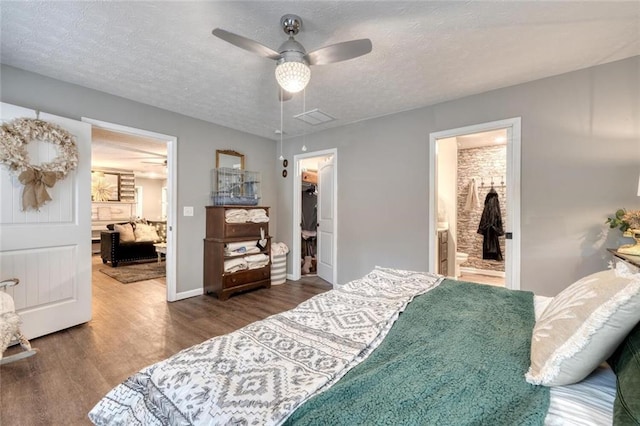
[292,148,338,285]
[82,117,179,301]
[429,117,521,290]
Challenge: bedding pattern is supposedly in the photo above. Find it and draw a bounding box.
[88,267,443,425]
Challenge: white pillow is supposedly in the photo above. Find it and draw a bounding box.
[526,261,640,386]
[134,223,160,242]
[114,223,135,243]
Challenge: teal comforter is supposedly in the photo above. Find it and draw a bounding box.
[284,280,550,425]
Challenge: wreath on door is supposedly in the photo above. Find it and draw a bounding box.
[0,118,78,211]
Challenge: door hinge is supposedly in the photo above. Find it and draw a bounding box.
[505,232,513,240]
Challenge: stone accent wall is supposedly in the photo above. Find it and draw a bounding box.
[456,145,506,272]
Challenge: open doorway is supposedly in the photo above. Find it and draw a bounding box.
[429,118,521,290]
[83,117,178,301]
[291,148,338,285]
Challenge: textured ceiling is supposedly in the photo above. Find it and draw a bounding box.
[1,1,639,141]
[91,128,168,179]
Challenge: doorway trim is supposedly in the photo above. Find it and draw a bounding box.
[291,148,338,285]
[428,117,521,290]
[82,117,178,301]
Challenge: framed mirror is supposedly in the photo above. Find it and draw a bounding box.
[216,150,244,170]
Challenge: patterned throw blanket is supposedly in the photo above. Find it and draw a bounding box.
[88,267,443,425]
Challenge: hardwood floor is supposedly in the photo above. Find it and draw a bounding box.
[0,256,332,425]
[458,272,505,287]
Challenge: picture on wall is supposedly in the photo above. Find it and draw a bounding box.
[91,171,120,202]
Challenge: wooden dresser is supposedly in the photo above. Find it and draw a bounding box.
[203,206,271,300]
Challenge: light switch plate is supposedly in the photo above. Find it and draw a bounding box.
[183,206,194,216]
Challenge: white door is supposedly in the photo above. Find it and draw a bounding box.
[0,102,92,339]
[317,156,335,284]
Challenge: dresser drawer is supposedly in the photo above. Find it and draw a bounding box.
[222,222,267,239]
[205,206,270,239]
[223,266,270,289]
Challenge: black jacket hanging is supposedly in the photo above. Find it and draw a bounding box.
[477,188,504,261]
[301,188,317,231]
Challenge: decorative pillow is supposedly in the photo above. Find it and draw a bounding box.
[134,223,160,242]
[526,261,640,386]
[154,222,167,243]
[148,221,167,243]
[607,320,640,425]
[107,222,131,231]
[114,223,135,243]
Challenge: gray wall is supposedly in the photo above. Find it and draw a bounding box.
[3,57,638,298]
[1,64,277,296]
[136,177,164,221]
[276,56,640,296]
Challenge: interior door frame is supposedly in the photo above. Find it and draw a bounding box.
[428,117,521,290]
[291,148,338,284]
[82,117,178,301]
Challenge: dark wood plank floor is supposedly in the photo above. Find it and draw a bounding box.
[0,256,331,425]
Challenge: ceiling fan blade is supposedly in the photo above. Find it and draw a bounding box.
[212,28,281,60]
[278,89,293,102]
[305,39,372,66]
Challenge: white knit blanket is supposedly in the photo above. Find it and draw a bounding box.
[88,267,443,425]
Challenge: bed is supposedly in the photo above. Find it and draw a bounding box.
[89,264,640,425]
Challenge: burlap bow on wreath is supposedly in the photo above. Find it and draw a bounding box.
[18,167,59,211]
[0,117,78,211]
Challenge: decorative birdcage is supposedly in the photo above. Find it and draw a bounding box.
[211,168,261,206]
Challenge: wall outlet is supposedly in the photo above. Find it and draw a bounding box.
[183,206,194,216]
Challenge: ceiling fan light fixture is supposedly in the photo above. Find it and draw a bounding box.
[212,14,371,99]
[275,60,310,93]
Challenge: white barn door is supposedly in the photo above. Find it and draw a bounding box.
[317,156,336,284]
[0,102,92,339]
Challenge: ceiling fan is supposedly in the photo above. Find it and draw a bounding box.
[212,14,372,101]
[141,158,167,166]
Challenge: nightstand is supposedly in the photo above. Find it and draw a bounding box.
[607,248,640,268]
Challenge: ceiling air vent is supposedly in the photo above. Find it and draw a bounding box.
[294,108,336,125]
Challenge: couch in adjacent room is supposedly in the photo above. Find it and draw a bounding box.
[100,220,167,267]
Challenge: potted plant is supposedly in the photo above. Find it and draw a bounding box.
[607,209,640,255]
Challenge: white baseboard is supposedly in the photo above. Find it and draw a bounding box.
[175,288,203,301]
[460,267,505,278]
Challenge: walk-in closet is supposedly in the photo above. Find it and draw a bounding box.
[301,169,317,275]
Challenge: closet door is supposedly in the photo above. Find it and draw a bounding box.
[317,156,335,284]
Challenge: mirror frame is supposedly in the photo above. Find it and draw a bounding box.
[216,150,245,170]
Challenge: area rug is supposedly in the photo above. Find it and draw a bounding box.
[100,262,165,284]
